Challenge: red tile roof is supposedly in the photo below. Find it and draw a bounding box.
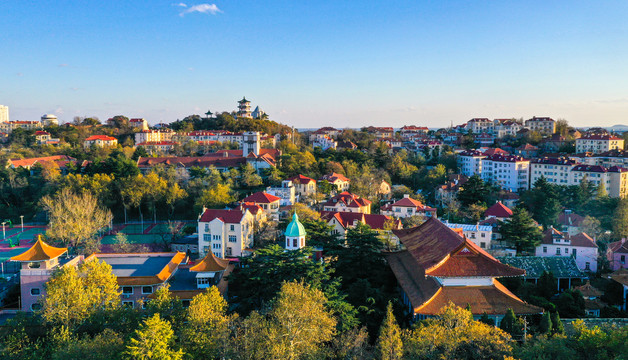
[541,228,597,248]
[482,148,509,156]
[199,209,244,223]
[85,135,117,141]
[608,239,628,254]
[9,155,76,168]
[484,202,513,218]
[288,174,316,184]
[580,134,623,141]
[242,192,281,204]
[321,211,400,231]
[321,172,350,183]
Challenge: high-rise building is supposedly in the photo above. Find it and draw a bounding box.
[0,105,8,123]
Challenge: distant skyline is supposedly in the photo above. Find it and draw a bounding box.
[1,1,628,128]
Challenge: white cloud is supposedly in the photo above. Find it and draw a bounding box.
[175,2,187,7]
[179,3,221,16]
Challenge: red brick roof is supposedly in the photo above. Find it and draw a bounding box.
[321,211,400,231]
[608,239,628,254]
[321,172,350,183]
[541,228,597,248]
[199,209,244,223]
[242,192,281,204]
[287,174,316,184]
[484,202,513,218]
[580,134,622,141]
[322,192,371,209]
[482,148,509,156]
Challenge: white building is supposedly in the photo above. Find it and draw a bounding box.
[535,228,598,272]
[443,222,493,250]
[466,118,493,134]
[0,121,43,133]
[311,134,337,150]
[525,116,556,135]
[457,150,485,177]
[83,135,118,148]
[530,157,578,186]
[284,213,306,250]
[40,114,58,126]
[380,194,437,219]
[242,131,261,155]
[481,154,530,192]
[576,134,624,154]
[135,129,174,144]
[266,180,296,206]
[493,119,521,138]
[129,118,149,131]
[197,208,255,258]
[0,105,8,123]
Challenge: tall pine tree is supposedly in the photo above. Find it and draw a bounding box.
[376,302,403,360]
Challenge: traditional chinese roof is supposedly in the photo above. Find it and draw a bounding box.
[88,252,186,286]
[189,252,229,272]
[573,281,603,298]
[242,191,281,204]
[484,202,513,218]
[496,256,585,279]
[414,280,542,315]
[10,239,67,262]
[285,213,307,237]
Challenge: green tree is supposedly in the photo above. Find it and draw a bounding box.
[125,313,184,360]
[520,176,561,228]
[195,183,236,210]
[181,287,231,359]
[457,174,490,206]
[537,271,557,300]
[500,308,524,338]
[376,302,403,360]
[551,312,564,335]
[539,311,552,334]
[500,207,542,253]
[52,329,125,360]
[612,198,628,239]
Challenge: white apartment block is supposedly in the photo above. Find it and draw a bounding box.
[0,105,9,123]
[481,154,530,192]
[457,150,485,177]
[576,135,624,154]
[530,157,578,185]
[198,208,254,258]
[493,119,521,138]
[135,129,174,144]
[570,164,628,198]
[467,118,493,134]
[524,116,556,135]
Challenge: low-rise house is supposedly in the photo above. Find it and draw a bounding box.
[7,155,78,171]
[266,180,296,206]
[0,120,43,133]
[197,208,255,258]
[557,209,585,236]
[241,192,281,220]
[497,256,586,292]
[467,118,493,134]
[34,131,60,145]
[320,172,350,192]
[321,211,401,238]
[322,191,371,214]
[288,174,317,199]
[171,234,199,256]
[443,221,493,250]
[309,127,342,142]
[573,281,605,317]
[484,201,513,221]
[497,190,519,208]
[607,238,628,271]
[84,135,118,148]
[400,125,429,139]
[365,126,394,139]
[535,228,598,272]
[129,118,149,131]
[435,175,468,207]
[515,144,540,158]
[135,129,174,144]
[474,133,495,147]
[337,140,357,150]
[380,194,437,219]
[386,218,542,323]
[311,134,337,150]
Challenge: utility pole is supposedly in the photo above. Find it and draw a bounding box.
[20,215,24,231]
[1,222,5,240]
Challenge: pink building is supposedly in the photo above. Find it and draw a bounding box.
[607,238,628,271]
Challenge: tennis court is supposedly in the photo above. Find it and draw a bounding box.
[101,233,165,245]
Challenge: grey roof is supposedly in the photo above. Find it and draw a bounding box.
[496,256,585,279]
[167,268,198,291]
[98,255,172,277]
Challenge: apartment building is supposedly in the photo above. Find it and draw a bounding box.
[576,134,624,154]
[481,154,530,191]
[524,116,556,135]
[530,157,578,185]
[457,150,485,177]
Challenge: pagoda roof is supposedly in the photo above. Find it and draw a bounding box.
[415,280,542,315]
[189,252,229,272]
[10,239,67,262]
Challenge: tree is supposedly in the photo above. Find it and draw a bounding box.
[42,259,120,327]
[112,233,133,253]
[539,312,552,334]
[41,188,113,253]
[266,282,336,360]
[457,174,490,206]
[500,207,542,253]
[520,177,561,228]
[537,271,557,300]
[551,312,564,335]
[376,302,403,360]
[52,328,125,360]
[500,308,524,338]
[612,199,628,239]
[125,313,184,360]
[195,183,236,210]
[181,287,231,359]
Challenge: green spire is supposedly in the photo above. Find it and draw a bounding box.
[285,213,306,238]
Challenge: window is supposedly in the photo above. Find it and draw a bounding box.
[212,235,221,241]
[182,300,191,307]
[293,238,298,248]
[556,248,561,255]
[142,286,153,294]
[30,288,41,296]
[213,252,221,258]
[230,224,235,231]
[212,243,221,249]
[198,277,210,286]
[203,234,211,242]
[481,233,486,238]
[229,235,237,243]
[621,255,626,263]
[122,286,133,294]
[31,303,42,311]
[205,224,209,232]
[203,246,209,253]
[470,233,476,239]
[480,242,486,249]
[122,301,134,308]
[543,246,547,253]
[572,249,577,258]
[585,262,591,271]
[226,247,232,256]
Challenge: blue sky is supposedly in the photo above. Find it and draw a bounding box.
[1,1,628,128]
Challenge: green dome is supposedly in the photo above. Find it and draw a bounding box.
[285,213,306,237]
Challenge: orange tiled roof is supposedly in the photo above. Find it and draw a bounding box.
[190,252,229,272]
[10,239,67,262]
[85,135,117,141]
[415,280,542,315]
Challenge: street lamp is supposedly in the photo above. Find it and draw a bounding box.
[20,215,24,232]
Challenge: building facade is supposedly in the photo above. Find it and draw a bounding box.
[197,208,255,258]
